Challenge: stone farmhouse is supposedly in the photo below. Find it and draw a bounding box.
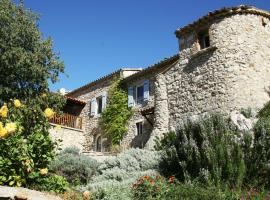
[50,5,270,153]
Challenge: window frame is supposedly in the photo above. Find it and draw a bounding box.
[198,29,210,50]
[135,84,144,105]
[136,122,143,136]
[96,96,103,114]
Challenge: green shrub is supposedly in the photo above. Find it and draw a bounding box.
[81,148,161,198]
[91,186,132,200]
[156,114,246,188]
[132,175,269,200]
[132,175,240,200]
[31,174,69,193]
[0,99,62,188]
[50,147,99,186]
[245,104,270,186]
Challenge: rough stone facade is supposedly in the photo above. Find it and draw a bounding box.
[52,6,270,152]
[66,69,140,152]
[121,74,155,150]
[50,124,85,152]
[163,12,270,133]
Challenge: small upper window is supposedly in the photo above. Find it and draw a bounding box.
[97,96,103,114]
[136,122,143,135]
[135,85,144,104]
[198,30,210,50]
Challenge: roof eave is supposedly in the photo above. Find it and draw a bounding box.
[175,5,270,38]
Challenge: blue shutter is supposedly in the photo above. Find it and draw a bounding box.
[102,92,107,111]
[90,98,97,116]
[128,86,134,107]
[143,80,150,101]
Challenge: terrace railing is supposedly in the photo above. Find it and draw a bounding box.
[50,113,82,130]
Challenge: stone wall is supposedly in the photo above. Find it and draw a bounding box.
[146,73,169,148]
[68,69,140,152]
[70,75,118,152]
[121,74,155,150]
[50,124,85,152]
[163,13,270,131]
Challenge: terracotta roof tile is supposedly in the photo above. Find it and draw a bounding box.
[65,96,86,105]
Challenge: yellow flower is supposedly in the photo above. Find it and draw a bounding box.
[40,168,48,176]
[5,122,17,134]
[44,108,55,119]
[14,99,22,108]
[0,122,8,138]
[0,104,8,118]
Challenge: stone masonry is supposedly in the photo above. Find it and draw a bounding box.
[56,6,270,152]
[67,69,140,152]
[162,8,270,133]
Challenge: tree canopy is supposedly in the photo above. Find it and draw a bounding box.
[0,0,64,101]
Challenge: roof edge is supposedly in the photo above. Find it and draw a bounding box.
[67,68,142,96]
[175,5,270,38]
[122,54,179,83]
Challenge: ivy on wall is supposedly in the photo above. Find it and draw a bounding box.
[101,80,133,145]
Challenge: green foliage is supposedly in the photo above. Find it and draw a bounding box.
[156,114,246,188]
[132,175,268,200]
[240,108,253,118]
[50,147,99,186]
[81,149,161,198]
[91,186,132,200]
[0,0,66,192]
[258,101,270,118]
[0,101,58,188]
[32,174,69,193]
[245,103,270,186]
[0,0,64,101]
[101,80,132,145]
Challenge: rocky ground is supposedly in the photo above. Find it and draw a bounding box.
[0,186,61,200]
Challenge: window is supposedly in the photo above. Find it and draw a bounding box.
[198,30,210,50]
[97,96,103,114]
[90,92,107,116]
[136,122,143,135]
[135,85,144,104]
[128,80,149,107]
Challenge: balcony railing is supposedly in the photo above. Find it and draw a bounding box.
[50,113,83,130]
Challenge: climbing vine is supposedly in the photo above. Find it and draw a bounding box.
[101,80,133,145]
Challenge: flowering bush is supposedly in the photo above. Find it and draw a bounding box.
[0,99,66,192]
[132,175,270,200]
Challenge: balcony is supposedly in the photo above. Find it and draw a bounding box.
[50,113,83,130]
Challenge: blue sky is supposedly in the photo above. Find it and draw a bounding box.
[23,0,270,92]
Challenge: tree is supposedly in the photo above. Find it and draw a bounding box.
[0,0,65,133]
[0,0,64,101]
[0,0,67,189]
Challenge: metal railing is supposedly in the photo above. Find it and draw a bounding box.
[50,113,82,129]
